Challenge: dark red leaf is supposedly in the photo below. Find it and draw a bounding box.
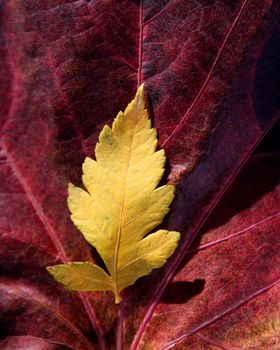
[0,1,279,349]
[139,154,280,349]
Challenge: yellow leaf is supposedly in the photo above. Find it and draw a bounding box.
[47,84,180,303]
[47,262,112,291]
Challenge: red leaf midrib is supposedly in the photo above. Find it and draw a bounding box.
[131,1,251,347]
[137,0,144,87]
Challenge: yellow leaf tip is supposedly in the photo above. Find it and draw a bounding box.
[46,265,57,276]
[68,182,75,192]
[135,83,145,100]
[84,156,92,163]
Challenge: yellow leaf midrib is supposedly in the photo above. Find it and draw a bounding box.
[112,122,138,302]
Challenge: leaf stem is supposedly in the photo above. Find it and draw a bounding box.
[117,295,125,350]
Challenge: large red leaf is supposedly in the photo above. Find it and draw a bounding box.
[0,1,279,349]
[139,154,280,349]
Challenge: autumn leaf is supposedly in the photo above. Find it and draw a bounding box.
[1,1,280,349]
[47,85,180,303]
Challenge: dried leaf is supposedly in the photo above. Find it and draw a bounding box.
[47,85,180,303]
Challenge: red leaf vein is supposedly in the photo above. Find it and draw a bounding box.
[161,0,249,148]
[160,278,280,350]
[1,145,107,350]
[190,211,280,254]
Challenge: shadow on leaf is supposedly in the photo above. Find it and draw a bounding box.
[160,279,205,304]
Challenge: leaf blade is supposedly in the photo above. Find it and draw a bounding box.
[51,85,180,303]
[47,262,113,292]
[118,230,180,291]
